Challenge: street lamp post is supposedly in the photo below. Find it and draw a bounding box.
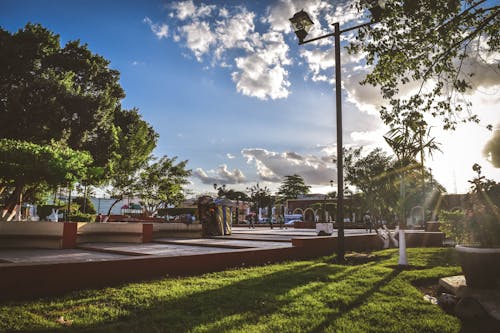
[290,3,383,261]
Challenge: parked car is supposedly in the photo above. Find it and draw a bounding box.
[285,219,302,226]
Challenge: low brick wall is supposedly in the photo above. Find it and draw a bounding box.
[292,234,385,256]
[0,245,319,301]
[152,222,202,238]
[0,222,77,249]
[401,231,444,247]
[77,222,153,243]
[293,221,316,229]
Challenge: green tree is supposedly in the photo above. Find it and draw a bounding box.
[344,147,398,221]
[0,24,159,215]
[0,139,92,220]
[276,174,311,202]
[105,108,158,215]
[384,120,440,224]
[0,24,124,174]
[350,0,499,130]
[247,183,273,213]
[72,196,97,215]
[135,156,192,216]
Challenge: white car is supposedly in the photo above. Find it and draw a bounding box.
[284,219,302,226]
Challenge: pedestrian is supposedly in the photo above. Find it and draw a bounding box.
[364,212,372,233]
[278,215,285,229]
[249,213,256,229]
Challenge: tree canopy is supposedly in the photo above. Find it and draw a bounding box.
[0,23,160,219]
[276,174,311,202]
[0,139,93,220]
[351,0,499,130]
[136,156,192,216]
[247,183,273,211]
[0,23,124,172]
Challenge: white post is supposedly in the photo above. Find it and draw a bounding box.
[398,229,408,266]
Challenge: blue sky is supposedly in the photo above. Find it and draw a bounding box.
[2,0,499,195]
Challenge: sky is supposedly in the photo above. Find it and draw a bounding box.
[1,0,499,196]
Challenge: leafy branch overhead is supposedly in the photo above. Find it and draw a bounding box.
[351,0,499,129]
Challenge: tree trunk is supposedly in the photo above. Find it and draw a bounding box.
[1,184,24,221]
[107,196,123,216]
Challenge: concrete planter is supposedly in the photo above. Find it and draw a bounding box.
[455,245,500,289]
[316,222,334,235]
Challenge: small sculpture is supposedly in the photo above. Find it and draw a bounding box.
[48,209,59,222]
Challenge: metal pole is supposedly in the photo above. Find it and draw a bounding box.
[334,22,345,261]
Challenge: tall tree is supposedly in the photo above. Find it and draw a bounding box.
[135,156,192,216]
[350,0,499,129]
[0,24,124,173]
[384,119,440,224]
[105,108,158,215]
[276,174,311,202]
[0,24,159,217]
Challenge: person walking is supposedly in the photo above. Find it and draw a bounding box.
[364,212,373,233]
[278,215,285,229]
[249,213,256,229]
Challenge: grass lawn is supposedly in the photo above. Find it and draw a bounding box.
[0,248,464,332]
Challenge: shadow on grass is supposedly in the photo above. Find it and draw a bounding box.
[24,261,362,333]
[310,268,402,333]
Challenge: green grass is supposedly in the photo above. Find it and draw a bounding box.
[0,248,463,333]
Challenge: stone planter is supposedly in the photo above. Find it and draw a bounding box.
[316,222,334,235]
[455,245,500,289]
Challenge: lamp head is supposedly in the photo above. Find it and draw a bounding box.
[289,10,314,43]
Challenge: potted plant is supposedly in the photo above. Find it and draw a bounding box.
[440,164,500,288]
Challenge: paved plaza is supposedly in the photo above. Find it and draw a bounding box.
[0,227,373,264]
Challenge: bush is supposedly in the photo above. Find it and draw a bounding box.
[72,197,96,214]
[439,210,467,244]
[69,212,96,222]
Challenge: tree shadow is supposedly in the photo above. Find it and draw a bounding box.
[309,268,402,333]
[25,261,362,333]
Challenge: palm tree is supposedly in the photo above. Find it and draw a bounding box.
[384,117,440,266]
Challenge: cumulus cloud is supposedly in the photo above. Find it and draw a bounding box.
[143,17,169,39]
[146,1,303,100]
[194,164,246,184]
[180,20,215,60]
[172,0,214,20]
[232,31,291,100]
[242,148,336,184]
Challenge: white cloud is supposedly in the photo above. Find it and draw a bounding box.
[226,153,235,159]
[148,2,296,100]
[143,17,169,39]
[242,148,336,185]
[231,31,291,100]
[180,21,215,60]
[194,164,246,184]
[172,0,214,21]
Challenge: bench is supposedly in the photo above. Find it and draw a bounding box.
[0,222,77,249]
[77,222,153,243]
